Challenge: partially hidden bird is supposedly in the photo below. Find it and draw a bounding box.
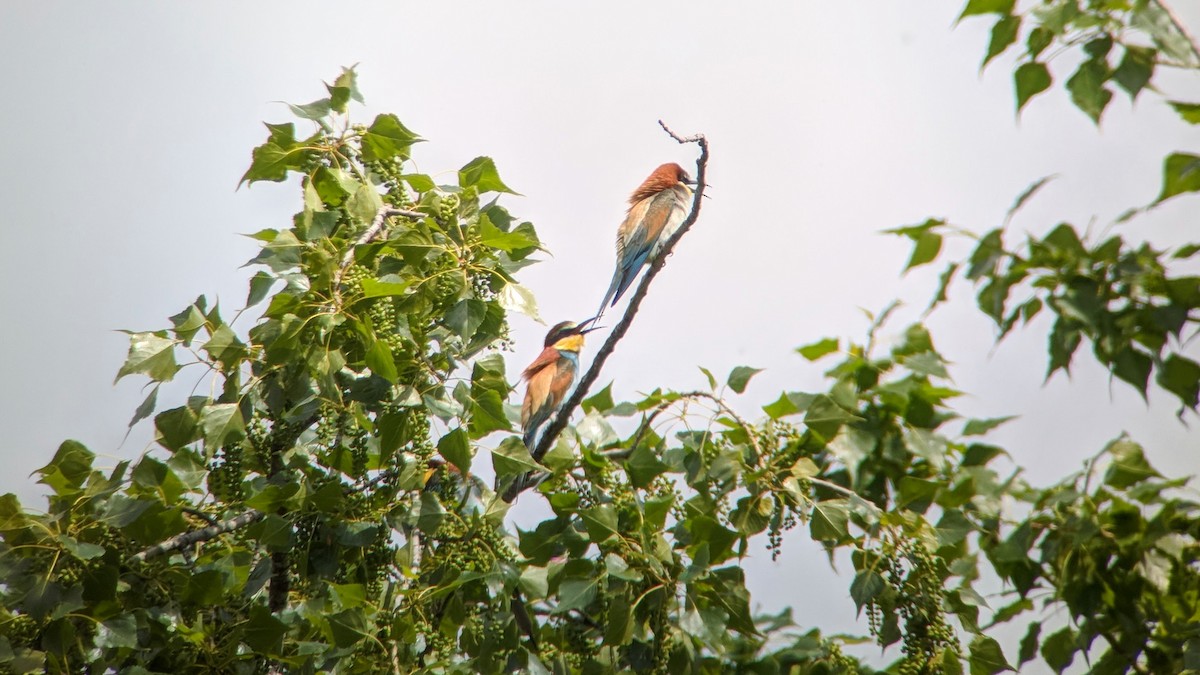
[596,162,697,319]
[520,319,598,449]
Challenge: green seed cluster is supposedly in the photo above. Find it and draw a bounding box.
[423,514,514,575]
[342,263,371,296]
[208,443,246,502]
[361,152,415,209]
[3,613,38,648]
[363,522,394,597]
[866,537,959,674]
[767,496,799,561]
[437,193,460,222]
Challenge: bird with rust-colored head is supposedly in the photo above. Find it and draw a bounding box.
[595,162,697,319]
[520,320,599,448]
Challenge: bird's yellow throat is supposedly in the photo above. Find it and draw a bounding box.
[554,334,585,352]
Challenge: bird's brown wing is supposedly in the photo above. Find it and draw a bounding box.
[624,190,677,255]
[522,346,560,380]
[521,346,560,431]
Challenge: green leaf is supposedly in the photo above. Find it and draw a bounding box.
[555,577,600,614]
[242,604,287,654]
[968,635,1013,675]
[199,403,245,450]
[246,271,276,308]
[346,184,383,224]
[809,499,850,541]
[1040,627,1076,673]
[459,156,520,195]
[480,214,538,252]
[492,437,542,478]
[804,395,860,441]
[359,278,410,299]
[582,383,614,413]
[1157,152,1200,203]
[1113,45,1155,100]
[169,301,207,345]
[626,445,668,489]
[962,415,1016,436]
[1047,318,1081,377]
[312,166,358,206]
[360,113,421,162]
[1018,621,1041,665]
[327,608,369,648]
[1026,27,1053,58]
[850,570,885,614]
[327,66,363,112]
[1007,176,1056,222]
[437,428,472,476]
[132,456,185,503]
[897,476,940,512]
[240,122,318,186]
[155,405,200,452]
[1014,62,1052,113]
[580,505,619,543]
[727,366,763,394]
[96,614,138,650]
[365,338,398,383]
[983,15,1021,68]
[202,324,247,366]
[1111,347,1152,397]
[127,385,159,430]
[36,441,95,494]
[447,299,487,340]
[1066,58,1113,124]
[797,338,839,361]
[498,282,543,323]
[1103,437,1160,489]
[1168,100,1200,124]
[286,97,331,121]
[1157,354,1200,408]
[401,173,436,192]
[959,0,1014,18]
[416,492,446,535]
[906,231,943,271]
[900,351,948,379]
[115,332,179,383]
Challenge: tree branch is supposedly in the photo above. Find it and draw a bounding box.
[501,122,708,502]
[130,510,263,562]
[332,205,426,296]
[597,390,762,462]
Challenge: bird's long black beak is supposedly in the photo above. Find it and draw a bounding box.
[576,316,603,333]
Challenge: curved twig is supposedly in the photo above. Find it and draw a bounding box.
[501,122,709,502]
[131,510,263,562]
[598,390,762,461]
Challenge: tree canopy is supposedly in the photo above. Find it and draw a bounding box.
[1,3,1199,674]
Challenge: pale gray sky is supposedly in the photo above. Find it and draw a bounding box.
[2,2,1198,670]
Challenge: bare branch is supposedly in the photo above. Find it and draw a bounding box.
[502,123,709,502]
[131,510,263,563]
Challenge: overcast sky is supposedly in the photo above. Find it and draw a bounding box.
[2,2,1198,670]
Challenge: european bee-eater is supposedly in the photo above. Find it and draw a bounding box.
[596,162,697,319]
[520,320,597,448]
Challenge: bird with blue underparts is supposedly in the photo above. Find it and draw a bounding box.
[519,319,599,449]
[595,162,697,319]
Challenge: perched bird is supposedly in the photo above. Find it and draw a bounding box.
[596,162,697,319]
[520,320,597,448]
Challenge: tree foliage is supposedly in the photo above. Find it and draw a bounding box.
[2,5,1200,674]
